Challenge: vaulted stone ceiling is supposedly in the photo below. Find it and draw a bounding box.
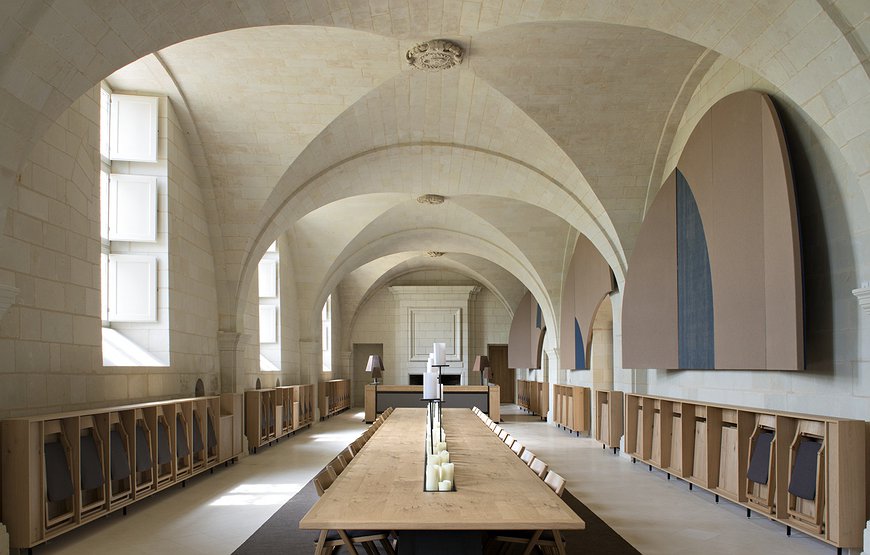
[103,20,713,337]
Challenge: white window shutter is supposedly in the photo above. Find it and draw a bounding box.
[109,174,157,242]
[259,305,277,343]
[258,259,278,298]
[110,94,158,162]
[108,255,157,322]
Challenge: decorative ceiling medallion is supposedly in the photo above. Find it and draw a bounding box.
[427,251,445,258]
[406,40,463,71]
[417,194,445,205]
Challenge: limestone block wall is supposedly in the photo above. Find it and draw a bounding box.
[0,86,221,418]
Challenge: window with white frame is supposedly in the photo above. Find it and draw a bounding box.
[322,294,332,373]
[258,241,281,371]
[99,83,168,366]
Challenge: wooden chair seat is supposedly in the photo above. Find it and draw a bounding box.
[511,441,525,457]
[530,458,549,479]
[520,450,535,466]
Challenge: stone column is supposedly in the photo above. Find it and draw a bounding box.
[299,340,321,417]
[218,331,249,393]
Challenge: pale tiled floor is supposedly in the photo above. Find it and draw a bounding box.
[34,406,835,554]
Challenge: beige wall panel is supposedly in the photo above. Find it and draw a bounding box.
[708,92,767,368]
[571,235,613,367]
[508,291,534,369]
[622,173,679,369]
[760,95,804,370]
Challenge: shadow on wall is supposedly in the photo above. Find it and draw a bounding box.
[773,95,858,377]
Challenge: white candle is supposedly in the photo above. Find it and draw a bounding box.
[436,441,447,452]
[439,450,450,464]
[441,462,454,482]
[427,454,441,466]
[425,465,440,491]
[423,372,439,400]
[427,353,434,373]
[433,342,446,365]
[438,480,452,491]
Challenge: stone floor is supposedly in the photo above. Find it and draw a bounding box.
[34,405,834,554]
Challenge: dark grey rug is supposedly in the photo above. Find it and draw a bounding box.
[233,480,640,554]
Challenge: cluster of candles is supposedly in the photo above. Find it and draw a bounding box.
[422,342,447,401]
[424,402,454,492]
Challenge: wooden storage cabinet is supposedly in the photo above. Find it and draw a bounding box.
[516,380,548,420]
[0,394,243,550]
[552,384,591,435]
[319,379,350,420]
[594,390,623,451]
[623,393,866,550]
[245,385,314,453]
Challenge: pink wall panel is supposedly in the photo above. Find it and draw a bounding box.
[622,172,679,369]
[508,291,534,369]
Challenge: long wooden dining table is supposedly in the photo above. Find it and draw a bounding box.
[299,407,585,553]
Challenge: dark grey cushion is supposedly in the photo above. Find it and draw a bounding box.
[176,415,190,459]
[746,430,774,485]
[136,423,153,471]
[45,440,74,502]
[157,421,172,465]
[111,430,131,481]
[192,413,204,453]
[80,434,105,490]
[788,437,822,500]
[207,414,218,450]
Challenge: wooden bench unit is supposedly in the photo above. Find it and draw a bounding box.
[245,384,314,454]
[319,379,351,420]
[0,394,243,551]
[552,384,591,436]
[623,393,866,551]
[595,390,623,452]
[363,385,501,423]
[517,379,548,420]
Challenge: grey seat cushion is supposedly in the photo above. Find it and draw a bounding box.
[136,423,153,472]
[80,434,105,490]
[111,430,131,481]
[788,437,822,500]
[45,440,74,502]
[746,430,774,485]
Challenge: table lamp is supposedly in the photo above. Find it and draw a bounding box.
[472,355,490,385]
[365,355,385,385]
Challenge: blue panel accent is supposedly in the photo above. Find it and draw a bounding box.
[676,170,714,369]
[574,318,586,369]
[535,304,542,329]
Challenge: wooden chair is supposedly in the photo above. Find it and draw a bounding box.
[511,441,525,458]
[487,470,568,555]
[498,429,509,441]
[313,468,396,555]
[329,456,346,477]
[488,422,498,431]
[504,435,516,449]
[530,458,549,479]
[338,446,355,467]
[520,450,535,467]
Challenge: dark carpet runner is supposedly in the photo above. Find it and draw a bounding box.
[233,479,640,554]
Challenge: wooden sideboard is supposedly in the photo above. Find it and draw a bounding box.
[245,385,314,454]
[624,393,866,550]
[516,379,548,420]
[594,389,624,452]
[552,384,591,436]
[1,394,243,550]
[319,379,351,420]
[364,385,500,423]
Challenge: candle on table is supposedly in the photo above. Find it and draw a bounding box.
[425,465,440,491]
[436,441,447,452]
[433,343,446,365]
[441,462,454,482]
[427,454,441,466]
[439,450,450,464]
[423,372,439,400]
[438,480,452,491]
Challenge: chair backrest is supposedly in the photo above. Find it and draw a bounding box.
[472,407,480,414]
[362,428,373,440]
[544,470,566,497]
[498,429,508,441]
[488,422,498,431]
[530,458,549,479]
[338,446,355,466]
[329,456,346,476]
[520,450,535,466]
[503,434,515,447]
[511,441,525,457]
[484,418,493,426]
[314,467,335,497]
[352,437,366,453]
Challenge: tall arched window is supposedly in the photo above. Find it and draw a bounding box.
[322,295,332,373]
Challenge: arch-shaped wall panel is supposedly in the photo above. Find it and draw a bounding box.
[559,235,614,370]
[508,291,544,370]
[623,91,803,370]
